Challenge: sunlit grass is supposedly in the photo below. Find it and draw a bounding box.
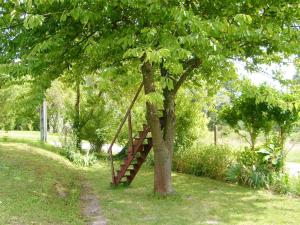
[0,130,59,143]
[0,143,85,225]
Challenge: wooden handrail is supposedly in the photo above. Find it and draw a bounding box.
[108,82,144,185]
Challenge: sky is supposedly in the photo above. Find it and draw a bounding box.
[235,61,297,89]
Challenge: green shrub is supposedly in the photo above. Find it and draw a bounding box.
[173,145,235,180]
[291,176,300,196]
[226,143,286,189]
[60,133,97,167]
[270,173,291,194]
[66,148,97,167]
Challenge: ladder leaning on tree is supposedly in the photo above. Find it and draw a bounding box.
[108,83,164,186]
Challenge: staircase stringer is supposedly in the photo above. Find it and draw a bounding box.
[114,126,151,184]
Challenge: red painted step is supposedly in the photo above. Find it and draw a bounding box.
[112,118,162,186]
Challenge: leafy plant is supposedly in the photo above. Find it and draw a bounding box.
[293,176,300,196]
[66,149,97,167]
[226,142,287,189]
[270,173,291,194]
[60,133,97,167]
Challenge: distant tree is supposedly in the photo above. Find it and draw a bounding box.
[0,83,41,131]
[220,81,299,150]
[220,94,272,150]
[46,80,73,133]
[269,103,299,149]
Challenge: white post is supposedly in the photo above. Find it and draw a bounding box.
[40,98,47,142]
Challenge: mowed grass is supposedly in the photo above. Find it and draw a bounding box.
[87,165,300,225]
[0,130,60,143]
[0,143,85,225]
[1,142,300,225]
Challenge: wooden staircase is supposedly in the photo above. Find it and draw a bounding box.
[113,125,153,186]
[108,83,165,186]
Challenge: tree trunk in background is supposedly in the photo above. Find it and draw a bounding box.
[279,127,286,151]
[74,80,81,149]
[250,132,256,150]
[142,61,173,195]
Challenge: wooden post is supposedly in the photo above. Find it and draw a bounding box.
[214,123,217,146]
[40,98,47,142]
[128,110,133,155]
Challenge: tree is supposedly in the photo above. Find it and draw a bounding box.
[46,79,73,133]
[220,84,273,150]
[220,81,299,150]
[0,83,42,131]
[269,101,299,149]
[3,0,300,195]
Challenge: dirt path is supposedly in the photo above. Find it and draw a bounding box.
[80,182,107,225]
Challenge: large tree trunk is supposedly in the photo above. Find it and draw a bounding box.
[142,61,174,195]
[141,57,201,195]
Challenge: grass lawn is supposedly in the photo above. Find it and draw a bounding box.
[0,143,85,225]
[0,130,60,143]
[1,142,300,225]
[88,167,300,225]
[287,150,300,163]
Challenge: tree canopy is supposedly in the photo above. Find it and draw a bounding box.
[1,0,299,195]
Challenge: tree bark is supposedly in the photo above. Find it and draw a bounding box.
[141,57,201,195]
[250,132,256,150]
[74,79,81,149]
[279,127,286,150]
[142,61,173,195]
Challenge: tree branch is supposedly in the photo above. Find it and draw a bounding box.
[172,57,201,95]
[235,130,252,147]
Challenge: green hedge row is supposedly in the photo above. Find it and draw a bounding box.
[173,145,235,180]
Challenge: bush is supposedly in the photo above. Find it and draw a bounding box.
[270,173,291,194]
[291,176,300,196]
[60,133,98,167]
[226,143,286,189]
[66,149,97,167]
[173,145,235,180]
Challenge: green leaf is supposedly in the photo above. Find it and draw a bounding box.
[144,92,164,108]
[234,14,252,26]
[10,10,17,23]
[60,12,68,22]
[24,14,45,29]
